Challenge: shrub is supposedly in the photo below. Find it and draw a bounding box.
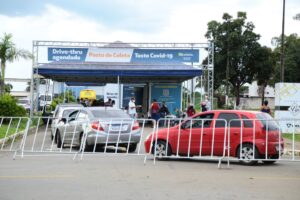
[0,94,26,117]
[51,90,76,110]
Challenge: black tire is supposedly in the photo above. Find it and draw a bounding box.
[80,133,91,152]
[153,140,172,160]
[237,143,259,165]
[128,143,137,153]
[56,131,63,148]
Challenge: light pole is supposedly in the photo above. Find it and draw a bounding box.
[280,0,286,82]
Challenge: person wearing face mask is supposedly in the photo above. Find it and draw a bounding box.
[128,97,141,119]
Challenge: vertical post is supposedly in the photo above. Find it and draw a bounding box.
[226,34,230,108]
[280,0,286,82]
[63,83,66,102]
[192,78,195,105]
[29,41,35,118]
[118,76,121,109]
[52,80,55,99]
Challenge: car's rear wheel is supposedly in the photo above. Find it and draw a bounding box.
[153,140,171,159]
[128,143,137,153]
[237,143,258,165]
[56,131,64,148]
[80,133,92,152]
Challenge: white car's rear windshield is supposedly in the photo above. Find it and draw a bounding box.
[91,110,129,119]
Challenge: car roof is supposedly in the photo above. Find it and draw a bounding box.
[82,106,122,111]
[211,110,261,114]
[57,103,84,108]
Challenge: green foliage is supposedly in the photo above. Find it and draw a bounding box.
[0,33,33,95]
[51,90,76,109]
[4,83,13,93]
[272,34,300,83]
[0,94,26,117]
[282,133,300,142]
[205,12,262,106]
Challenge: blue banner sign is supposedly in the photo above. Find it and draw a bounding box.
[48,47,199,63]
[151,83,181,114]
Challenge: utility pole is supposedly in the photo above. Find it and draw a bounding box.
[226,21,230,108]
[280,0,286,82]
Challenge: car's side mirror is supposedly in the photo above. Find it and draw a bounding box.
[60,118,67,124]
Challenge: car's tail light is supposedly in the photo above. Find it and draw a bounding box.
[91,121,104,131]
[132,121,140,130]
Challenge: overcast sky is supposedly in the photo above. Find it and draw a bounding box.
[0,0,299,90]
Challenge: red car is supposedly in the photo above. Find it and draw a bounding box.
[144,110,284,165]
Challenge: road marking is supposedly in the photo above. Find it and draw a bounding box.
[250,176,300,181]
[0,175,73,179]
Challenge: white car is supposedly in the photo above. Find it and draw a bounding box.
[50,103,84,142]
[55,107,141,152]
[17,98,30,112]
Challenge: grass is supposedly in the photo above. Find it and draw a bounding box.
[282,133,300,142]
[0,118,39,139]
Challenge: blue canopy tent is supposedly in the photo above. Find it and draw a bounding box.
[35,62,202,83]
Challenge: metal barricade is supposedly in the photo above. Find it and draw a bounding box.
[151,118,228,168]
[75,118,156,161]
[2,114,299,168]
[0,117,30,152]
[228,118,300,165]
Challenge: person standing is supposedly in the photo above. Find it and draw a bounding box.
[187,104,196,117]
[150,99,160,122]
[159,101,170,118]
[128,97,141,119]
[201,95,211,112]
[104,98,112,106]
[260,100,272,115]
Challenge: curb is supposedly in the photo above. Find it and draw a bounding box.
[0,126,37,147]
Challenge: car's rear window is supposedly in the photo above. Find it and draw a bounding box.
[256,113,279,131]
[91,110,129,119]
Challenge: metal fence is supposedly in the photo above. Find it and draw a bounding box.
[0,117,30,152]
[1,116,299,168]
[153,117,300,167]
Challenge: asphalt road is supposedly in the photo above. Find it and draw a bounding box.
[1,125,300,200]
[1,152,300,200]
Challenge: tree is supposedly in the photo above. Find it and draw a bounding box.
[0,33,33,95]
[4,83,13,93]
[254,46,276,104]
[51,90,76,109]
[272,34,300,83]
[205,12,262,106]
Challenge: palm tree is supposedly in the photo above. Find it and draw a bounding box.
[0,33,33,95]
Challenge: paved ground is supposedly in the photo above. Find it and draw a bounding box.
[1,125,300,200]
[0,152,300,200]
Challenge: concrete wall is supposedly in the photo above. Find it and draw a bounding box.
[247,81,275,97]
[236,97,275,110]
